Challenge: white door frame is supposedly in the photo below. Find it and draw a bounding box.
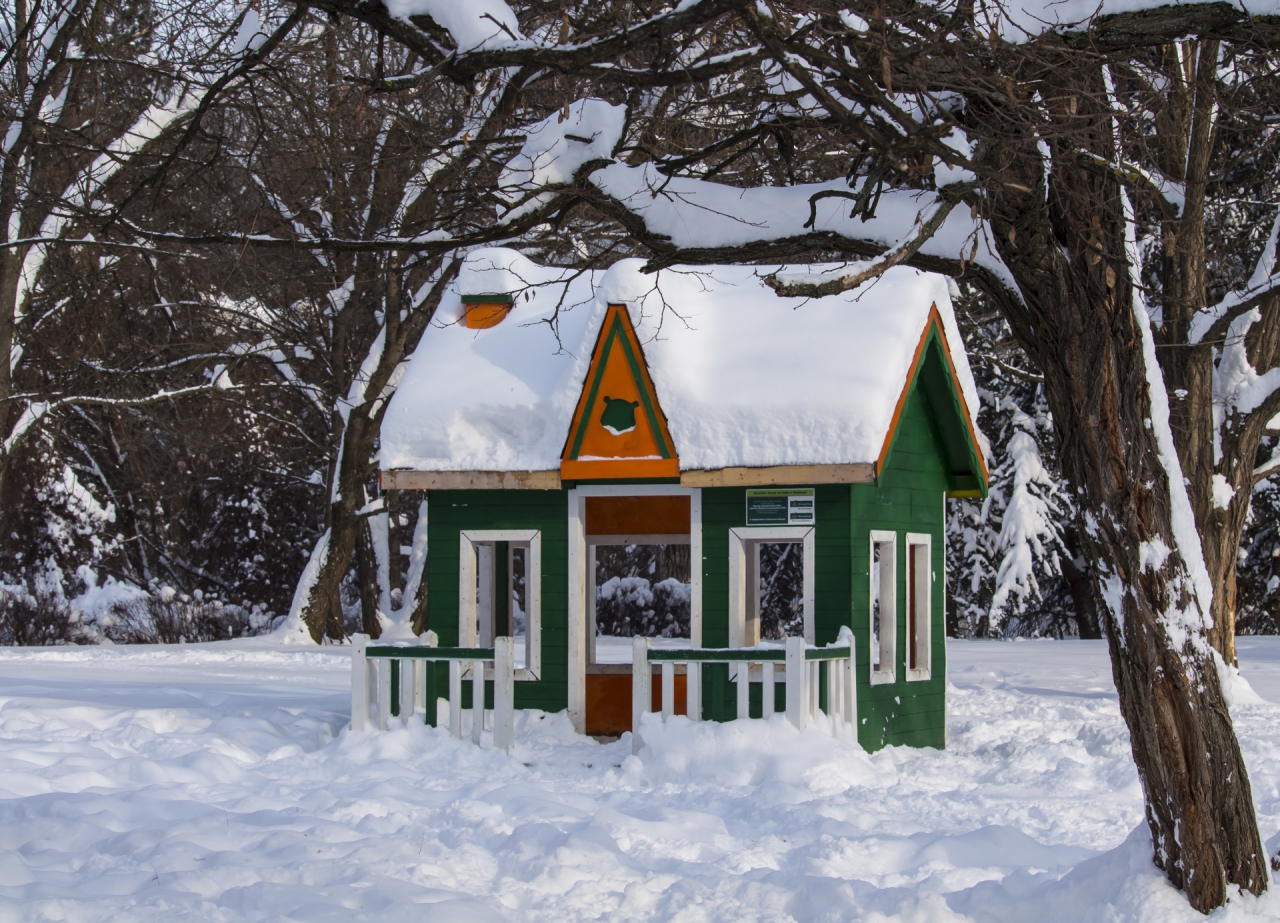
[566,484,702,734]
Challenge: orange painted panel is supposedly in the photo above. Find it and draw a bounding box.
[586,495,690,535]
[560,458,679,480]
[562,305,678,479]
[464,302,513,328]
[584,671,686,735]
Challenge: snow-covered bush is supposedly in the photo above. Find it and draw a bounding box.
[947,288,1100,639]
[595,575,690,638]
[1237,478,1280,635]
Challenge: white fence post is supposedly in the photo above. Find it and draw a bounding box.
[471,659,485,744]
[809,661,820,723]
[449,660,463,738]
[423,630,439,725]
[762,661,775,718]
[350,633,369,731]
[844,637,857,734]
[400,656,413,723]
[662,662,675,720]
[735,662,750,720]
[785,636,806,730]
[377,657,392,731]
[632,637,651,755]
[494,637,515,753]
[687,661,701,722]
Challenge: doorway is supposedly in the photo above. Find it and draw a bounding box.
[567,487,702,735]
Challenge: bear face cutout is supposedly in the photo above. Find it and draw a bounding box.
[600,396,640,435]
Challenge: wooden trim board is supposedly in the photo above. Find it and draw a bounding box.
[382,465,879,490]
[680,464,875,487]
[379,470,562,490]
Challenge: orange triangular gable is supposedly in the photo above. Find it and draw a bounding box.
[561,304,679,480]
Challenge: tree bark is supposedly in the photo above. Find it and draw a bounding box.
[356,515,383,638]
[979,82,1267,908]
[302,408,374,642]
[1062,526,1103,640]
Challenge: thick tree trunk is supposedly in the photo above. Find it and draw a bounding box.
[356,516,383,638]
[975,71,1267,907]
[302,409,378,642]
[1062,526,1103,640]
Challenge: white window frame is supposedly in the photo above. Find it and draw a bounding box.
[566,484,702,734]
[905,532,932,682]
[728,526,815,648]
[869,530,897,685]
[459,529,541,681]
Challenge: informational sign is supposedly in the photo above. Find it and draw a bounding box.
[745,488,816,525]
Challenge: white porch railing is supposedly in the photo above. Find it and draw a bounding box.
[632,635,856,754]
[350,631,516,752]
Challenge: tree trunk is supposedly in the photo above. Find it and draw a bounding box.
[976,69,1267,908]
[302,408,377,642]
[356,515,382,638]
[1062,526,1103,640]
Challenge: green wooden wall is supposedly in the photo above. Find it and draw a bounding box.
[851,382,950,750]
[425,489,570,712]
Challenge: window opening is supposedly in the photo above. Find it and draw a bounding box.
[906,535,931,679]
[465,534,537,674]
[729,527,813,650]
[590,541,691,663]
[745,541,804,645]
[869,531,896,683]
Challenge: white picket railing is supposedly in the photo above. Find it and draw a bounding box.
[350,631,516,752]
[631,635,856,754]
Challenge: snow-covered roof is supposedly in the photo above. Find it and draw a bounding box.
[379,248,985,474]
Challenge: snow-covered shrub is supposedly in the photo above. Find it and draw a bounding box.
[758,541,804,640]
[0,587,82,646]
[593,543,692,638]
[1238,478,1280,635]
[595,575,691,638]
[106,593,260,644]
[947,287,1100,639]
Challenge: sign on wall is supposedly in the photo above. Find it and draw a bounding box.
[745,488,816,525]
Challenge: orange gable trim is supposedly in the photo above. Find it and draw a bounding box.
[561,304,679,480]
[876,304,988,483]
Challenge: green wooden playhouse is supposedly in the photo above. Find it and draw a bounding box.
[378,248,988,749]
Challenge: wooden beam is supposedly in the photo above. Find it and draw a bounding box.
[382,464,879,490]
[679,464,875,487]
[379,469,562,490]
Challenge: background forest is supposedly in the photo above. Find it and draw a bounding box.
[2,0,1279,648]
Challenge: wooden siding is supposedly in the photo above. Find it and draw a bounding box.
[851,384,950,750]
[426,489,570,713]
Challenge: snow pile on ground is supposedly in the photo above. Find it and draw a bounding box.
[3,639,1280,921]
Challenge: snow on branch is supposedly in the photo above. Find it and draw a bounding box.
[764,183,976,298]
[3,382,237,457]
[1189,213,1280,346]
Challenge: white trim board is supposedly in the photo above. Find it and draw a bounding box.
[727,526,815,648]
[868,530,897,686]
[905,532,932,682]
[458,529,542,682]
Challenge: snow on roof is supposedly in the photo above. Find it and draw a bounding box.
[379,248,984,473]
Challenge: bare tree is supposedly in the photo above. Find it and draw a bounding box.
[265,0,1280,909]
[0,0,304,507]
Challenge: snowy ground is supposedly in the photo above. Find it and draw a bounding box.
[3,640,1280,921]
